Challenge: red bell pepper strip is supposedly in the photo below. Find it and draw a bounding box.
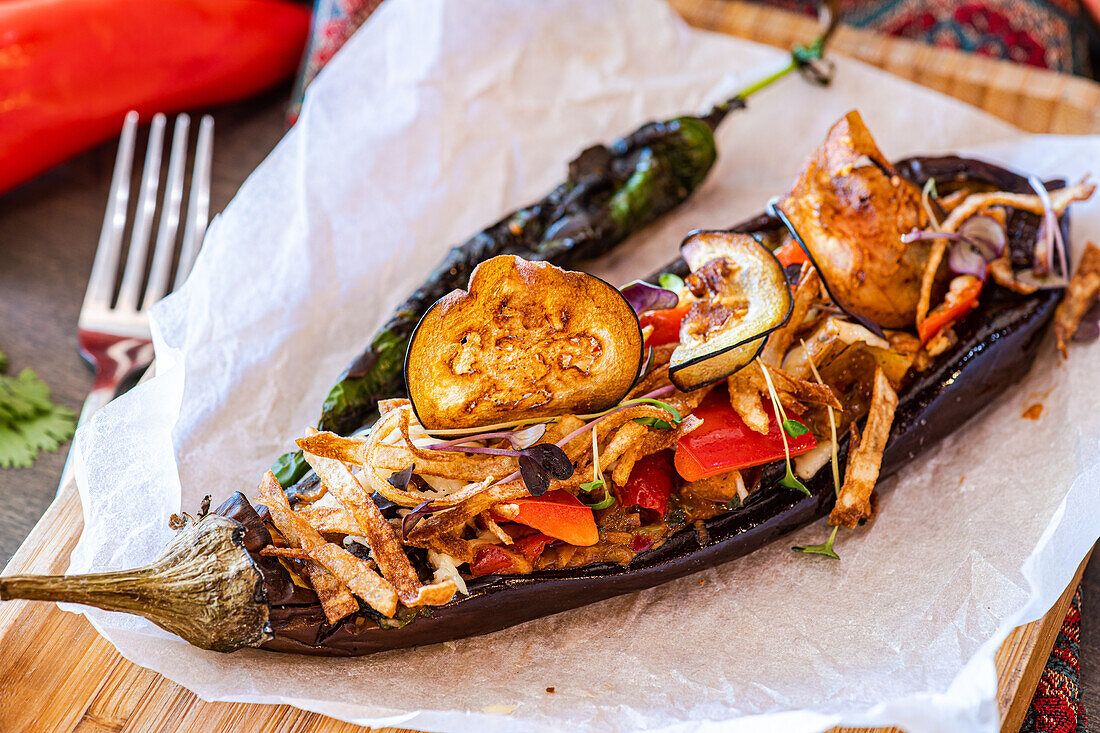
[774,240,809,268]
[470,545,527,577]
[493,490,598,547]
[918,275,983,344]
[639,302,690,346]
[674,387,817,482]
[513,532,554,563]
[0,0,311,195]
[616,451,674,518]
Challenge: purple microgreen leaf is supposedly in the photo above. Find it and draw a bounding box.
[387,464,415,491]
[620,280,679,315]
[510,444,574,497]
[401,499,450,539]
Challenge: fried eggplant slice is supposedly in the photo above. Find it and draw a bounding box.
[405,255,644,430]
[777,110,936,328]
[669,231,793,391]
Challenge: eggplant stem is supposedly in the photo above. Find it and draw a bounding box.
[0,514,270,653]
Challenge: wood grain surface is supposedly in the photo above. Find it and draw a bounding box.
[0,2,1098,730]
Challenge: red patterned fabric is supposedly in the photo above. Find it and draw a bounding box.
[1022,586,1087,733]
[752,0,1099,74]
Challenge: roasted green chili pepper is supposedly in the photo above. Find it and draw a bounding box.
[273,12,839,487]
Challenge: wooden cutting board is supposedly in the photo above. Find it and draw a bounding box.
[2,1,1098,730]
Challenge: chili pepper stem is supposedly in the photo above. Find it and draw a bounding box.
[0,514,270,652]
[704,0,840,128]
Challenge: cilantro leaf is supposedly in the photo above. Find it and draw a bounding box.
[0,423,37,468]
[16,404,77,454]
[792,525,840,560]
[0,359,78,469]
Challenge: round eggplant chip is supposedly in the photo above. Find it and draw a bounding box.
[405,255,644,431]
[669,231,793,391]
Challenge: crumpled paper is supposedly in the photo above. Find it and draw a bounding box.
[67,0,1100,731]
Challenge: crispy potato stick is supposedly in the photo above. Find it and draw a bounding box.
[940,181,1095,232]
[378,398,411,415]
[423,534,475,565]
[612,414,702,486]
[409,482,530,542]
[1055,242,1100,357]
[260,546,313,561]
[308,543,398,618]
[681,469,744,502]
[256,472,359,623]
[297,504,360,535]
[829,367,898,528]
[302,450,457,608]
[479,511,513,545]
[761,265,821,367]
[728,372,770,435]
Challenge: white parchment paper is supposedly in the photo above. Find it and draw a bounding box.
[68,1,1100,731]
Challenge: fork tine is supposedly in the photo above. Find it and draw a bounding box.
[116,113,166,311]
[142,114,191,311]
[175,114,214,290]
[82,111,139,314]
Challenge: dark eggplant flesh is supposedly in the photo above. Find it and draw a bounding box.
[224,156,1063,656]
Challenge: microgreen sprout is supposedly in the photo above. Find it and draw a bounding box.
[801,339,840,496]
[757,358,810,496]
[658,273,685,291]
[792,525,840,559]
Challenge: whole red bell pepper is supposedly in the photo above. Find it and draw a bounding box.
[0,0,311,195]
[616,450,674,518]
[675,387,817,482]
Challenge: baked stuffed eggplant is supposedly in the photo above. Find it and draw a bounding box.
[3,112,1097,658]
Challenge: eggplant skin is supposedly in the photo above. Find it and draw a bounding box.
[239,156,1063,656]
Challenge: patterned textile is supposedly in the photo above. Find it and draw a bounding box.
[757,0,1099,74]
[1022,586,1088,733]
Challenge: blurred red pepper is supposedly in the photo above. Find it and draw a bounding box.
[639,302,690,347]
[918,275,983,344]
[469,545,525,577]
[774,240,809,268]
[0,0,311,194]
[616,450,673,518]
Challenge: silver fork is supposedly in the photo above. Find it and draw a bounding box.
[64,111,213,483]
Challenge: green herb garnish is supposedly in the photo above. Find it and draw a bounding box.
[658,273,685,291]
[0,350,77,469]
[782,418,809,437]
[757,359,810,496]
[792,525,840,559]
[579,480,606,492]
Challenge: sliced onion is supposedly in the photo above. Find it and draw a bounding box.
[620,280,679,314]
[508,422,547,450]
[947,240,989,280]
[1028,176,1068,280]
[957,215,1005,259]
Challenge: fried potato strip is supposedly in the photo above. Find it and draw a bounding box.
[829,367,898,528]
[1054,242,1100,357]
[302,450,457,608]
[256,471,360,622]
[761,265,821,367]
